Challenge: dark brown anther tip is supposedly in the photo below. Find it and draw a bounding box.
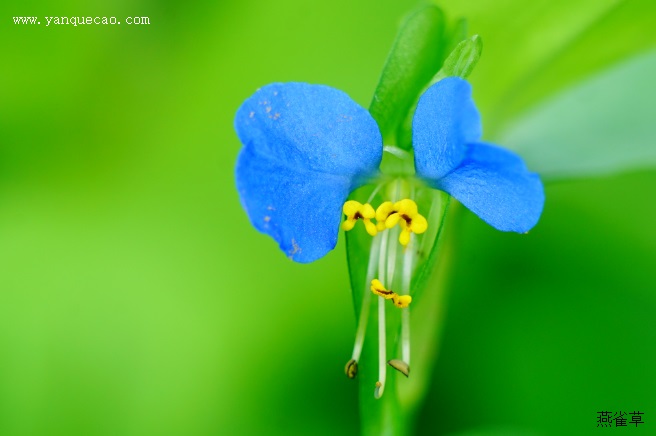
[345,358,358,379]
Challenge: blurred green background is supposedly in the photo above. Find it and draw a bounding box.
[1,1,654,435]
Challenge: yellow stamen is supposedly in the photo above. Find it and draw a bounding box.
[394,199,418,216]
[371,279,395,300]
[399,227,412,246]
[363,220,378,236]
[371,279,412,309]
[393,199,428,246]
[373,199,428,245]
[375,201,397,231]
[342,219,356,232]
[385,213,400,229]
[392,294,412,308]
[342,200,377,236]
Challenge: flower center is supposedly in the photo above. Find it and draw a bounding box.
[343,198,428,246]
[342,191,429,397]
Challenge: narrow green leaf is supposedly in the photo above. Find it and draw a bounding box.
[437,0,656,135]
[499,50,656,179]
[369,5,446,146]
[437,35,483,79]
[395,33,482,150]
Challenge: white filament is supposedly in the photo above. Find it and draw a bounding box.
[350,234,382,361]
[375,294,386,399]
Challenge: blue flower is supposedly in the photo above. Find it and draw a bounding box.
[235,77,544,263]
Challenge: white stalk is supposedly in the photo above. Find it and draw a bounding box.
[374,294,386,399]
[350,234,382,362]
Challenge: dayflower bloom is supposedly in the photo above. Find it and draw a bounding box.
[234,77,544,397]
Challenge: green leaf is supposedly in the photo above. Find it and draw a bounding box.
[436,35,483,79]
[395,33,482,151]
[369,5,446,146]
[499,50,656,179]
[436,0,656,135]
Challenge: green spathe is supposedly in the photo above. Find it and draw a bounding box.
[369,5,446,148]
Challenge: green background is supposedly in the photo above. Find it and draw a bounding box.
[1,0,654,434]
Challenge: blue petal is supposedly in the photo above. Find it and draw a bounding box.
[432,142,544,233]
[413,77,482,179]
[235,83,382,179]
[234,83,382,262]
[236,147,352,263]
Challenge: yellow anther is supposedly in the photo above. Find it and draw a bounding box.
[393,199,428,246]
[375,201,397,231]
[392,294,412,309]
[363,220,377,236]
[394,199,418,215]
[385,213,401,229]
[399,228,411,246]
[343,200,363,217]
[372,279,412,309]
[342,200,377,236]
[371,279,395,299]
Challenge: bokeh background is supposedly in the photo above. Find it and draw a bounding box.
[1,1,654,435]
